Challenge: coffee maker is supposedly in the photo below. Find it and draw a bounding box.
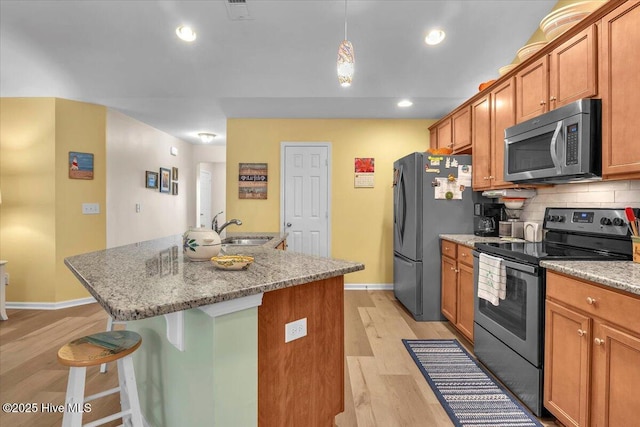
[473,203,504,237]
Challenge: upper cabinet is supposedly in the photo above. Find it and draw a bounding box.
[434,0,640,185]
[600,1,640,180]
[516,25,597,124]
[430,106,472,153]
[472,94,491,190]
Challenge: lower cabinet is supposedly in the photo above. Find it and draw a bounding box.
[441,240,474,342]
[544,271,640,427]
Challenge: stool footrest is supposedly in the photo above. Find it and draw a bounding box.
[82,409,131,427]
[84,386,120,403]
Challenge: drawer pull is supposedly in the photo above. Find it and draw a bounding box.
[594,338,604,346]
[461,253,467,257]
[577,329,587,337]
[586,297,596,305]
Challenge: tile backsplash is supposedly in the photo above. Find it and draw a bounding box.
[520,180,640,222]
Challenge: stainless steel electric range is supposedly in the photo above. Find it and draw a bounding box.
[472,207,637,417]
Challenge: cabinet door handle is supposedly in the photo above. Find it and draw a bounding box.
[540,100,546,106]
[594,338,604,346]
[586,297,596,305]
[489,176,494,180]
[461,253,467,257]
[577,329,587,337]
[550,96,557,102]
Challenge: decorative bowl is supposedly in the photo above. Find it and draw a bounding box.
[210,255,254,270]
[516,41,548,62]
[498,63,518,77]
[540,1,602,41]
[183,227,221,261]
[478,79,497,91]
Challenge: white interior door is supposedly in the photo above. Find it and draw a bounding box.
[200,169,212,229]
[281,143,330,257]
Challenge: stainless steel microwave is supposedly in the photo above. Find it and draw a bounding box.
[504,99,601,184]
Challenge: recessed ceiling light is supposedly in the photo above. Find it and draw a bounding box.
[398,99,413,108]
[425,29,446,46]
[176,26,196,42]
[198,133,216,143]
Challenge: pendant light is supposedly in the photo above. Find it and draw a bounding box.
[337,0,354,87]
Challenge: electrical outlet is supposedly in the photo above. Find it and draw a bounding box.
[82,203,100,215]
[135,203,141,213]
[285,318,307,343]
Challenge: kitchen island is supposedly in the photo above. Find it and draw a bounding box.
[64,234,364,427]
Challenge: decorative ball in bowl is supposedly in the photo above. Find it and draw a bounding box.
[210,255,254,271]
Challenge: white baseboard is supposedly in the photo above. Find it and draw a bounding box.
[6,296,97,311]
[344,283,393,291]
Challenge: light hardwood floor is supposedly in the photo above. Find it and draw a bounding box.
[0,291,556,426]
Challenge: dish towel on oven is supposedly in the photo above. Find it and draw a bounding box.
[477,253,506,306]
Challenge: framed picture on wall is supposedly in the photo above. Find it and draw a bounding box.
[145,171,158,189]
[159,167,171,193]
[172,182,178,195]
[172,167,179,181]
[69,151,94,180]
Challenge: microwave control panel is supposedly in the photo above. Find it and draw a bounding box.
[565,123,579,166]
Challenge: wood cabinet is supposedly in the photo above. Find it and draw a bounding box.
[472,78,515,190]
[600,1,640,179]
[276,239,287,250]
[472,94,491,190]
[441,240,474,342]
[490,77,516,188]
[544,271,640,427]
[429,106,471,153]
[435,119,452,150]
[516,25,597,124]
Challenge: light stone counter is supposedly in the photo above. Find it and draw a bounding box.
[64,234,364,321]
[540,260,640,297]
[439,234,525,247]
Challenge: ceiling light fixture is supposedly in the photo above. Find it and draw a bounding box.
[198,133,216,143]
[337,0,354,87]
[398,99,413,107]
[425,29,446,46]
[176,26,197,42]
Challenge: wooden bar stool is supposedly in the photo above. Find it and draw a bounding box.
[57,330,143,427]
[99,316,127,374]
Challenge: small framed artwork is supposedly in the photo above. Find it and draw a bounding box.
[159,167,171,193]
[145,171,158,189]
[69,151,94,180]
[172,182,178,195]
[172,167,179,181]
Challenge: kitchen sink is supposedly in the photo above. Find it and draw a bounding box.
[223,237,271,246]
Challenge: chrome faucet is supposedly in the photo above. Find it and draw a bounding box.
[217,218,242,234]
[212,211,242,233]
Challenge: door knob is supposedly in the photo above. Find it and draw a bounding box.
[286,223,292,227]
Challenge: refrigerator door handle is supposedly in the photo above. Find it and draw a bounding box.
[395,165,406,243]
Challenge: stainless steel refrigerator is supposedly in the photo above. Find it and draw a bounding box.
[393,152,483,321]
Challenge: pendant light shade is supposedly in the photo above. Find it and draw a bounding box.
[337,40,354,87]
[337,0,354,87]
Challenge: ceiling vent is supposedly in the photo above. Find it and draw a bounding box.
[225,0,253,21]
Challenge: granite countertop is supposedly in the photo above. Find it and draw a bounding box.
[222,231,287,249]
[439,234,525,247]
[65,234,364,321]
[540,260,640,297]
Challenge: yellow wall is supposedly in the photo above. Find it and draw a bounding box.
[0,98,106,303]
[226,119,434,284]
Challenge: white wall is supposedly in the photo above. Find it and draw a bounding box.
[106,110,196,247]
[521,180,640,221]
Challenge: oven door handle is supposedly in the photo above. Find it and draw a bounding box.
[473,250,538,275]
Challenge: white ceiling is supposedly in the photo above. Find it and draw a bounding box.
[0,0,557,145]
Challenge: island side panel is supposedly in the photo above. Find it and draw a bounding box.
[129,307,258,427]
[258,275,344,427]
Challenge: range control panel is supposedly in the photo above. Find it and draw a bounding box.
[544,207,637,237]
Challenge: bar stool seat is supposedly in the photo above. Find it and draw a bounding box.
[58,330,143,427]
